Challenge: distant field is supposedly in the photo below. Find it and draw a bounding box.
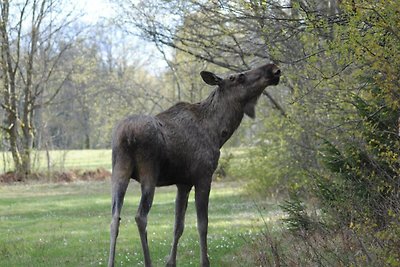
[0,149,112,173]
[0,147,257,174]
[0,181,282,266]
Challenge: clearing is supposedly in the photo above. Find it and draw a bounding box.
[0,180,281,266]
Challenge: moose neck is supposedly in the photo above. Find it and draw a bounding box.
[200,88,245,148]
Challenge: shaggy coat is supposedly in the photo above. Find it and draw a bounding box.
[108,63,281,267]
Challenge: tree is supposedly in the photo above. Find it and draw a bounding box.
[0,0,80,175]
[114,0,296,114]
[313,1,400,262]
[269,0,400,264]
[42,21,170,150]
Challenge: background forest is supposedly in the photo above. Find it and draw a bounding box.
[0,0,399,266]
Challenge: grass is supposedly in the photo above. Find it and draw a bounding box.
[0,149,112,173]
[0,180,282,267]
[0,147,253,173]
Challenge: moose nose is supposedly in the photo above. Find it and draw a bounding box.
[273,68,281,77]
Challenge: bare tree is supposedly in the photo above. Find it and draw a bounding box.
[0,0,80,176]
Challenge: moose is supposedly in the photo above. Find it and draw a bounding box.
[108,63,281,267]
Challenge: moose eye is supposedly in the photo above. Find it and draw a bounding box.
[229,75,235,81]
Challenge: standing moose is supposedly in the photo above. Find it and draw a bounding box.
[108,63,281,267]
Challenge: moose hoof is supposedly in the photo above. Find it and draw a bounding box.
[201,259,210,267]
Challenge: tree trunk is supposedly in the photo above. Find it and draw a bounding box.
[1,0,23,174]
[1,0,78,177]
[1,0,41,176]
[85,134,90,149]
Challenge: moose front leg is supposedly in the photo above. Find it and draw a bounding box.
[195,182,211,267]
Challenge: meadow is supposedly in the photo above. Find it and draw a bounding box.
[0,179,282,266]
[0,147,254,173]
[0,149,113,173]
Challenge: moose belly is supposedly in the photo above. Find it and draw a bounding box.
[155,151,219,187]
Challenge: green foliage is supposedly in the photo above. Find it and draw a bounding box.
[227,110,309,196]
[213,152,233,180]
[280,197,314,232]
[275,1,400,265]
[314,87,400,263]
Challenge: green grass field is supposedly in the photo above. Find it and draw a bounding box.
[0,147,254,174]
[0,149,112,173]
[0,180,282,266]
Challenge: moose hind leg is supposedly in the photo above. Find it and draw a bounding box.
[136,183,156,267]
[166,184,192,267]
[195,183,211,267]
[108,166,131,267]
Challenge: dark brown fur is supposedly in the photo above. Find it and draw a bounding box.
[108,63,281,267]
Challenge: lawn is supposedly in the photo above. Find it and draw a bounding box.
[0,180,282,267]
[0,149,112,173]
[0,147,252,173]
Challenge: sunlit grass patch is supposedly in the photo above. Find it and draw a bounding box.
[0,180,281,266]
[0,149,112,173]
[0,147,256,174]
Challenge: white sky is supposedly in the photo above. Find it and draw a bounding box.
[75,0,169,74]
[76,0,116,23]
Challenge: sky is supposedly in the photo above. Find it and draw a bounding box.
[75,0,169,74]
[77,0,116,23]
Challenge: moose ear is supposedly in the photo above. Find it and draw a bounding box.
[243,97,258,119]
[200,71,223,86]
